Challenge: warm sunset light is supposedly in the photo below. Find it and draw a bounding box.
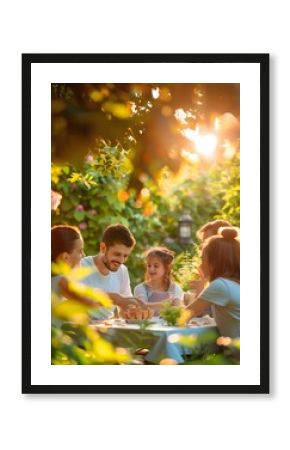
[180,149,199,164]
[195,133,217,158]
[214,117,220,131]
[182,128,218,159]
[151,87,160,99]
[174,108,187,124]
[182,128,197,142]
[223,140,236,159]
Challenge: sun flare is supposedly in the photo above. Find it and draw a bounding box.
[182,128,217,159]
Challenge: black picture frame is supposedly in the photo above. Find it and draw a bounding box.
[22,53,269,394]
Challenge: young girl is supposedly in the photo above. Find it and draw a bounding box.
[134,247,183,315]
[186,227,240,338]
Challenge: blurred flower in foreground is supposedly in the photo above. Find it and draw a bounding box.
[216,336,232,347]
[51,261,130,365]
[168,333,197,348]
[177,309,191,327]
[51,261,112,308]
[231,338,240,350]
[160,358,178,365]
[51,190,62,210]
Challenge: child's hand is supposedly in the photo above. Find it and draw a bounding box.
[188,279,205,295]
[183,292,196,306]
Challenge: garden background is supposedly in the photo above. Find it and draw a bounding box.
[51,82,240,289]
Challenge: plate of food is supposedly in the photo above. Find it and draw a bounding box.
[121,306,159,324]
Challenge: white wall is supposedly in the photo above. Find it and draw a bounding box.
[0,1,287,449]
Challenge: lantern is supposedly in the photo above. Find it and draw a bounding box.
[178,212,193,245]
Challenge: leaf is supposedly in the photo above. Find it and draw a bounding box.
[92,335,131,363]
[62,166,70,175]
[89,198,99,208]
[51,261,71,276]
[69,266,95,281]
[67,281,112,308]
[60,197,72,212]
[73,210,85,222]
[68,172,82,183]
[52,300,90,324]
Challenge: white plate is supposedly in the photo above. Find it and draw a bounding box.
[188,315,216,326]
[126,317,163,325]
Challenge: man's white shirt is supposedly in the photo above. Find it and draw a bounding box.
[80,255,132,296]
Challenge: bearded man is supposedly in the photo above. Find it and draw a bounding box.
[81,224,140,312]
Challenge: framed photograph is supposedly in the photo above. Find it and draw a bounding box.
[22,53,269,394]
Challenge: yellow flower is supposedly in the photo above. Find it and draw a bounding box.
[51,165,63,184]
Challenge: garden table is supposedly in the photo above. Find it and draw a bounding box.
[93,318,218,364]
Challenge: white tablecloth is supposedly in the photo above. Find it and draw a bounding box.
[93,318,218,364]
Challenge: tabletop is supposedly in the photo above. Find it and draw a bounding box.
[93,317,218,364]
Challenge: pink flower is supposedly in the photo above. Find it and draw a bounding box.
[89,209,97,215]
[85,153,94,162]
[79,222,87,230]
[76,204,84,211]
[51,190,62,210]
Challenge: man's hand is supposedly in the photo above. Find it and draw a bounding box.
[120,296,147,309]
[108,293,146,310]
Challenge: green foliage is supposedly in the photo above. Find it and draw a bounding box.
[160,301,183,326]
[209,153,240,226]
[172,245,202,290]
[177,331,240,365]
[51,263,131,365]
[52,144,240,287]
[51,322,131,365]
[52,145,168,285]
